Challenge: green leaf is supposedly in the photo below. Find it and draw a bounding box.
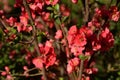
[54,14,59,19]
[54,4,60,11]
[8,0,15,6]
[62,16,68,22]
[55,18,61,25]
[79,54,88,60]
[118,71,120,75]
[47,7,53,11]
[29,46,35,52]
[50,13,54,18]
[37,36,42,42]
[59,77,64,80]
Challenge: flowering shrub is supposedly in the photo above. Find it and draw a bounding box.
[0,0,120,80]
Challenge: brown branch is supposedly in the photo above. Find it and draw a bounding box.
[12,72,42,77]
[23,0,47,80]
[60,24,71,58]
[0,18,9,29]
[78,60,84,80]
[78,0,89,79]
[83,0,89,24]
[0,18,9,35]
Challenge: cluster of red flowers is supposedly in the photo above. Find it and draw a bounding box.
[66,6,116,76]
[33,40,56,69]
[0,0,119,80]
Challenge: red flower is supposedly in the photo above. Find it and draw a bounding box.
[55,30,63,39]
[110,11,120,21]
[60,4,70,16]
[67,64,73,74]
[67,25,87,56]
[91,34,101,51]
[38,40,56,68]
[80,26,93,38]
[15,22,26,32]
[14,0,23,7]
[68,25,78,35]
[45,0,59,5]
[67,57,79,73]
[6,17,17,26]
[32,57,43,69]
[71,45,85,56]
[71,0,78,4]
[20,16,28,26]
[99,27,114,51]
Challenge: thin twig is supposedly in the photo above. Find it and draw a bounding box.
[83,0,89,24]
[23,0,40,56]
[0,18,8,29]
[12,72,42,77]
[25,67,38,73]
[78,0,89,79]
[78,60,84,80]
[0,18,9,35]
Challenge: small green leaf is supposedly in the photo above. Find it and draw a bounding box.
[29,46,35,52]
[59,77,64,80]
[62,16,68,22]
[54,4,60,11]
[50,13,54,18]
[79,54,88,60]
[54,14,59,19]
[55,18,61,25]
[37,36,42,42]
[118,71,120,75]
[47,7,53,11]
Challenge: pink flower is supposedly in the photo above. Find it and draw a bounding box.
[95,8,102,17]
[26,26,32,32]
[67,57,79,73]
[55,30,63,39]
[67,57,80,73]
[71,0,78,4]
[23,66,28,71]
[38,41,56,68]
[15,22,26,32]
[67,64,73,73]
[70,57,80,66]
[60,4,70,16]
[51,0,59,5]
[14,0,23,7]
[1,71,7,76]
[110,11,120,21]
[73,33,87,46]
[45,0,59,5]
[6,17,17,26]
[71,45,84,56]
[80,26,93,38]
[42,12,50,21]
[5,66,10,72]
[44,51,56,68]
[67,25,87,56]
[99,27,114,51]
[91,35,101,51]
[32,57,43,69]
[20,16,28,26]
[0,10,4,16]
[109,6,118,13]
[92,40,101,51]
[68,25,78,35]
